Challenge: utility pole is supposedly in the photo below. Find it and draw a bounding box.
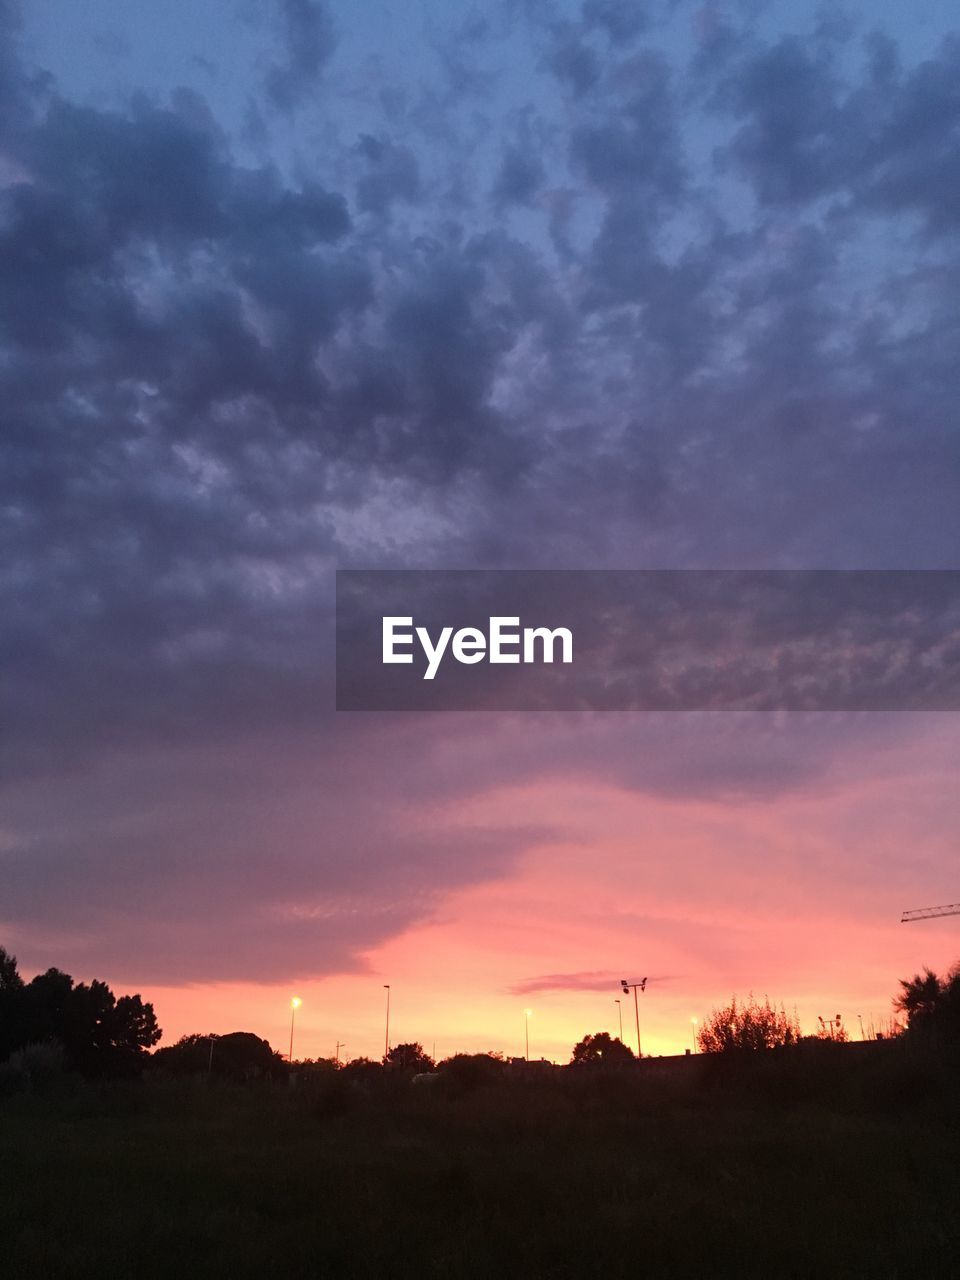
[383,984,391,1059]
[620,978,647,1057]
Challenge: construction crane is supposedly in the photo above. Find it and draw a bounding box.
[901,903,960,923]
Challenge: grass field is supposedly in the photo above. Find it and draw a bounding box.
[2,1064,959,1279]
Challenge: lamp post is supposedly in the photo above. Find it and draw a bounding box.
[524,1008,532,1061]
[335,1041,345,1066]
[614,998,623,1041]
[289,996,302,1063]
[691,1018,698,1053]
[620,978,647,1058]
[383,984,391,1059]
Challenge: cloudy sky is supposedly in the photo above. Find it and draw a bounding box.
[2,0,958,1060]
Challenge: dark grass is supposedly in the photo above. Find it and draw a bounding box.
[2,1062,959,1279]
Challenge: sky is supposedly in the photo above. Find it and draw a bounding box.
[1,0,958,1062]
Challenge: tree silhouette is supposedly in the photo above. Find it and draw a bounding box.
[384,1042,434,1072]
[895,969,943,1027]
[570,1031,635,1066]
[0,947,26,1060]
[896,964,960,1050]
[341,1056,385,1083]
[153,1031,283,1080]
[437,1052,504,1089]
[0,948,160,1075]
[697,995,800,1053]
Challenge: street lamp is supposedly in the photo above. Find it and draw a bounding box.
[614,998,623,1041]
[691,1017,698,1053]
[524,1008,533,1061]
[383,984,391,1059]
[289,996,302,1063]
[620,978,647,1058]
[335,1041,346,1066]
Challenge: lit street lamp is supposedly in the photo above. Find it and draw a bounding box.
[614,998,623,1041]
[691,1017,698,1053]
[289,996,302,1063]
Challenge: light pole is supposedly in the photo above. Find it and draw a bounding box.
[335,1041,345,1066]
[524,1008,532,1061]
[857,1014,865,1042]
[620,978,647,1058]
[383,984,391,1059]
[289,996,302,1063]
[614,998,623,1041]
[691,1018,698,1053]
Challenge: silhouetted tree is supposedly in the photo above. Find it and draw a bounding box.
[151,1033,215,1074]
[570,1031,635,1067]
[0,947,26,1060]
[341,1056,385,1083]
[153,1031,283,1080]
[697,995,800,1053]
[0,949,160,1075]
[384,1042,434,1072]
[895,969,943,1028]
[437,1052,504,1089]
[0,947,22,991]
[896,964,960,1050]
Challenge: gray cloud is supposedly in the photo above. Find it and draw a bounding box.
[264,0,337,112]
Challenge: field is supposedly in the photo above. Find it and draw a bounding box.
[2,1059,959,1279]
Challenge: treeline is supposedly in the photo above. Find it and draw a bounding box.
[2,943,958,1093]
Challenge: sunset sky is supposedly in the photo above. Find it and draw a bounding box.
[2,0,958,1063]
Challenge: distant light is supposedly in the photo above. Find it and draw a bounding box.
[524,1008,533,1017]
[291,996,302,1009]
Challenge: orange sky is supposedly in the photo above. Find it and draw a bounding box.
[144,752,960,1062]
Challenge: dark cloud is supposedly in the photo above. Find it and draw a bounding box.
[581,0,648,44]
[263,0,336,112]
[493,142,546,207]
[715,28,960,233]
[509,970,627,994]
[547,28,602,97]
[354,134,421,214]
